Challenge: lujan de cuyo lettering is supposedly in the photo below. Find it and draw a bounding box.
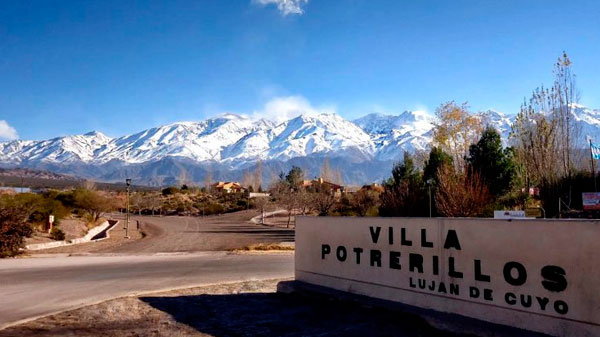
[320,226,569,315]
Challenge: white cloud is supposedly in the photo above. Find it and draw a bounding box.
[254,0,309,16]
[251,95,336,123]
[0,120,18,141]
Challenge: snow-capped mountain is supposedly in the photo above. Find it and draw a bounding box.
[0,113,377,167]
[479,109,512,140]
[0,131,112,164]
[1,105,599,185]
[571,104,600,144]
[353,110,435,160]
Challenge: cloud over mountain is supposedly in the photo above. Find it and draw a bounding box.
[0,121,18,141]
[251,95,336,123]
[254,0,309,16]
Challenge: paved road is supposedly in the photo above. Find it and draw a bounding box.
[104,211,295,254]
[0,252,294,329]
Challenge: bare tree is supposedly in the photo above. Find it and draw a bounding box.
[435,165,491,217]
[242,170,253,190]
[278,189,297,227]
[433,101,483,170]
[553,52,581,177]
[254,160,263,191]
[253,196,269,224]
[178,167,189,187]
[204,170,213,191]
[82,180,96,190]
[350,189,379,216]
[510,52,582,185]
[130,193,144,215]
[511,94,560,185]
[321,157,333,181]
[145,193,161,216]
[296,187,314,215]
[312,189,337,216]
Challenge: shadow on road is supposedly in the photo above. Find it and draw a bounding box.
[140,292,468,337]
[187,229,295,243]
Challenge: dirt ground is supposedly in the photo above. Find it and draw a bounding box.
[25,216,144,254]
[0,279,470,337]
[25,217,89,244]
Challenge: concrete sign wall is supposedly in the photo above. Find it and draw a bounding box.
[295,217,600,337]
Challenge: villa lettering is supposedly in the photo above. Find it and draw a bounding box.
[320,225,569,315]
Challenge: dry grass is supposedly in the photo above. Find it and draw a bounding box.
[232,243,295,252]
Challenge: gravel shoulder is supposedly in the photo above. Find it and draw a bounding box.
[0,279,470,337]
[24,217,145,254]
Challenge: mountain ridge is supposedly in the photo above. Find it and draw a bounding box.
[2,105,599,186]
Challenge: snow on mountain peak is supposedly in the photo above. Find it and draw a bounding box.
[2,105,600,171]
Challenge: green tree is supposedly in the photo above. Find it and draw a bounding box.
[286,166,304,188]
[0,198,32,257]
[423,147,453,184]
[466,127,516,197]
[379,152,427,217]
[74,189,116,222]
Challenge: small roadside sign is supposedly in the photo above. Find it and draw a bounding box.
[582,192,600,210]
[525,208,543,218]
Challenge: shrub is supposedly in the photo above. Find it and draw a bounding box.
[50,226,66,241]
[204,203,225,215]
[162,187,180,196]
[74,189,116,222]
[0,203,33,257]
[435,165,491,217]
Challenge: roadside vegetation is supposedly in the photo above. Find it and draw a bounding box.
[0,188,118,257]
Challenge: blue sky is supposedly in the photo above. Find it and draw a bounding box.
[0,0,599,140]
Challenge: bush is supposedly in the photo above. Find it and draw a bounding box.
[162,187,180,196]
[74,189,116,222]
[0,203,33,258]
[50,226,65,241]
[204,203,225,215]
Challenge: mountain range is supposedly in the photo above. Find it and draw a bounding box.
[1,105,598,186]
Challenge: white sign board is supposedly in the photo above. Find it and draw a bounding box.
[295,217,600,337]
[493,210,526,219]
[249,192,270,198]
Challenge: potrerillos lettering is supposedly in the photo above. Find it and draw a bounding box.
[319,225,569,315]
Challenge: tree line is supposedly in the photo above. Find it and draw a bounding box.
[381,52,593,218]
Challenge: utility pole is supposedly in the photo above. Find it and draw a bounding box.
[427,179,433,218]
[590,139,597,192]
[125,178,131,239]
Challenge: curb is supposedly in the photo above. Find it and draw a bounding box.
[249,210,289,225]
[25,220,119,251]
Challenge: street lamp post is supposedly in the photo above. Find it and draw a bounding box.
[427,179,434,218]
[125,178,131,239]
